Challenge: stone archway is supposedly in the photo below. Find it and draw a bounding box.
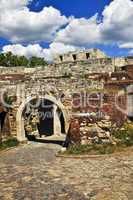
[16,95,69,142]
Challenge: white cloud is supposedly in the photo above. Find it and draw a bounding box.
[3,44,44,58]
[101,0,133,47]
[55,14,100,47]
[119,43,133,49]
[2,43,78,62]
[55,0,133,48]
[0,0,68,42]
[129,49,133,55]
[48,42,78,55]
[0,0,31,10]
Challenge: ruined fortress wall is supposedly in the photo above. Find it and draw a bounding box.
[0,67,25,74]
[0,50,132,77]
[54,49,133,72]
[0,49,133,139]
[54,49,107,64]
[0,67,39,74]
[0,50,132,99]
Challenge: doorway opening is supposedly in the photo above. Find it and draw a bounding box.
[23,98,66,140]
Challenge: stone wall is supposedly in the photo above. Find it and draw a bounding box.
[54,49,107,64]
[0,49,133,140]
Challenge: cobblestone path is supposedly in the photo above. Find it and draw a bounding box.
[0,142,133,200]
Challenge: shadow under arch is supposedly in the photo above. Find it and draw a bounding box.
[16,95,69,142]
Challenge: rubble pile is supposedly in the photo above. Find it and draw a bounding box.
[80,116,116,145]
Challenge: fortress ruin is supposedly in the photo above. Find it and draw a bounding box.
[0,49,133,142]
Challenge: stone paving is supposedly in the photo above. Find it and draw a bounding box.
[0,142,133,200]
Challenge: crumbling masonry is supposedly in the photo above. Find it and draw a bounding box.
[0,49,133,141]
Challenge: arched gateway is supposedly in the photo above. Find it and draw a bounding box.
[16,95,69,142]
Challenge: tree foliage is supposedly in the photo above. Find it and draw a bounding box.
[0,52,48,67]
[30,56,47,67]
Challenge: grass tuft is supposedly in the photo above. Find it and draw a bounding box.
[0,138,19,151]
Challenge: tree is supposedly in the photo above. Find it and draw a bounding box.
[0,53,6,66]
[0,52,48,67]
[5,52,12,67]
[30,56,47,67]
[10,55,19,67]
[17,56,29,66]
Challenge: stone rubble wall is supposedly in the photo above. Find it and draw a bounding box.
[0,49,133,139]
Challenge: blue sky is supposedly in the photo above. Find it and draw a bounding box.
[0,0,133,60]
[29,0,112,17]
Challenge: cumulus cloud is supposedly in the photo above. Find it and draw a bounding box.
[3,44,44,58]
[119,43,133,49]
[0,0,31,10]
[101,0,133,47]
[0,0,68,42]
[55,0,133,48]
[55,14,100,47]
[2,43,78,62]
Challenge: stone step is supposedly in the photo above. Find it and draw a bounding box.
[36,134,66,141]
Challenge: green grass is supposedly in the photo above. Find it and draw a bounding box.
[0,138,19,151]
[61,126,133,155]
[112,127,133,147]
[62,144,119,155]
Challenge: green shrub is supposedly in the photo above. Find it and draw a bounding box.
[97,144,116,154]
[0,138,19,151]
[62,139,133,155]
[112,127,133,147]
[66,144,93,155]
[62,144,118,155]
